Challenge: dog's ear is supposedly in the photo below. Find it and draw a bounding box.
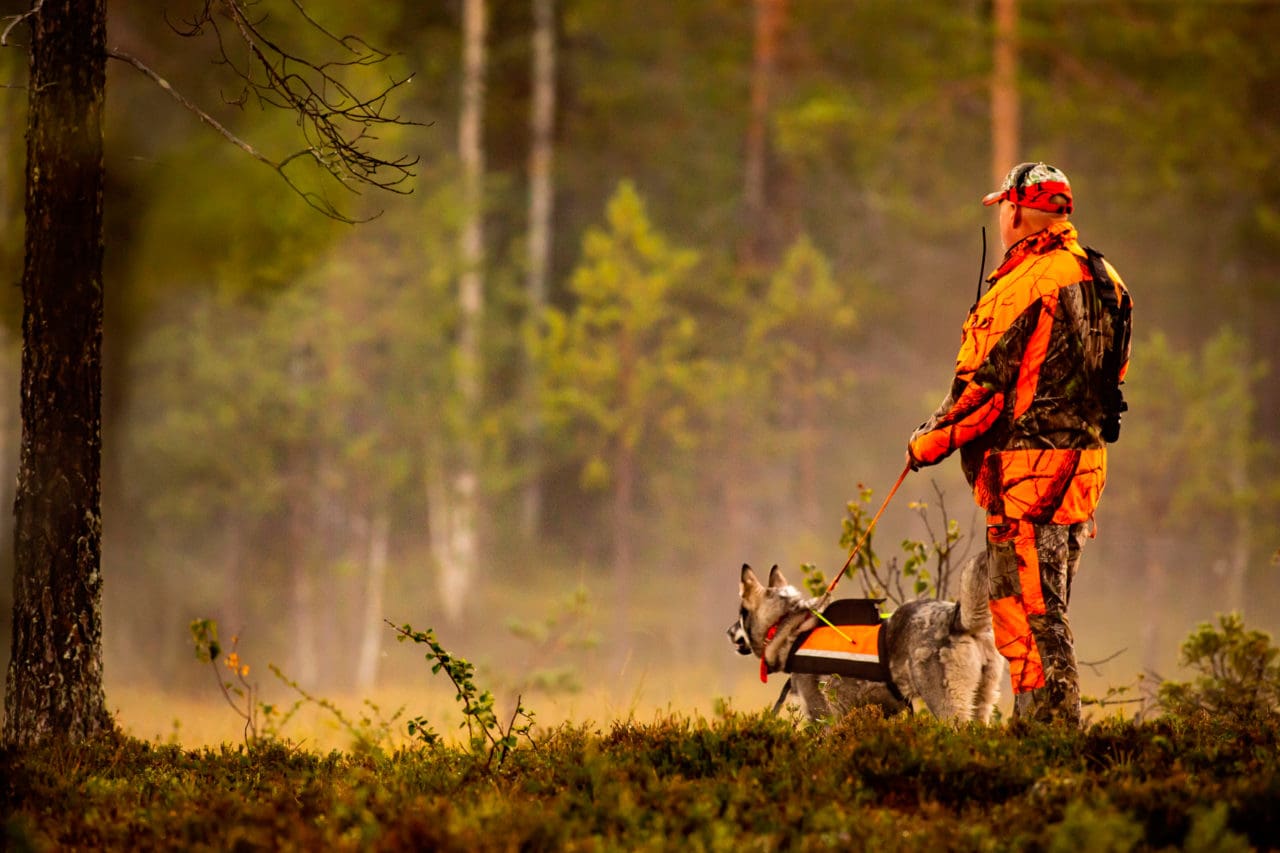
[740,563,764,602]
[767,564,788,589]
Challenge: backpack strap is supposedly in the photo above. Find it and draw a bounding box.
[1082,247,1131,443]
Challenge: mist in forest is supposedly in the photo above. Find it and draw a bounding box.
[1,0,1278,740]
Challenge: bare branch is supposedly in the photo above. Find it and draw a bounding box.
[1,0,44,48]
[1079,647,1128,676]
[107,46,379,224]
[117,0,422,222]
[207,0,420,193]
[286,0,382,58]
[108,47,273,167]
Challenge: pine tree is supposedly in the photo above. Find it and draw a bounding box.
[536,181,702,623]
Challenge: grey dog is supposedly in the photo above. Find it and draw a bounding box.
[728,560,1002,723]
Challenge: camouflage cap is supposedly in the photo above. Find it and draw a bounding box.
[982,162,1073,214]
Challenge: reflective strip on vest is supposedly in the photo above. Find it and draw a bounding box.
[784,622,891,683]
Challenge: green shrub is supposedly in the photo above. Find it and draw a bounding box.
[1048,800,1145,853]
[1158,612,1280,723]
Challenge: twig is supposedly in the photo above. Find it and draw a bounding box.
[1,0,43,48]
[1078,647,1127,676]
[108,45,375,223]
[1086,696,1144,707]
[107,47,272,168]
[108,0,421,223]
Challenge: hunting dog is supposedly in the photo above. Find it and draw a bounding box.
[727,559,1001,723]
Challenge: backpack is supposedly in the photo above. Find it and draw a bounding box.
[1079,247,1132,443]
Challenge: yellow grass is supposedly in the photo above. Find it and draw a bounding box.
[106,658,1135,751]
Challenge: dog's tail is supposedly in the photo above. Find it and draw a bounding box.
[955,553,992,635]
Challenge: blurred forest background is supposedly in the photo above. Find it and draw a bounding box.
[1,0,1278,731]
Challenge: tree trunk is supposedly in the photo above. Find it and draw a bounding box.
[520,0,557,541]
[4,0,113,748]
[426,445,476,625]
[612,442,636,609]
[282,346,321,687]
[612,323,637,650]
[354,511,390,692]
[1225,496,1250,618]
[611,437,636,674]
[741,0,787,267]
[991,0,1020,184]
[459,0,487,411]
[289,489,320,688]
[797,381,820,533]
[1140,537,1171,683]
[221,516,245,638]
[438,0,488,620]
[1224,397,1251,617]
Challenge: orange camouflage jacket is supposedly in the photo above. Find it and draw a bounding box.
[908,222,1131,524]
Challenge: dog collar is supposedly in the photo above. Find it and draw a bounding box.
[760,623,779,683]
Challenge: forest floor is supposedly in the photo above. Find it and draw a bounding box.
[3,706,1276,851]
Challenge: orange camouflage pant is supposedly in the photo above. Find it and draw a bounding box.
[986,515,1089,722]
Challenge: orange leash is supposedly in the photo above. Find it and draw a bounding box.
[824,463,912,597]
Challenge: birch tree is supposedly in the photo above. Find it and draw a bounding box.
[430,0,487,623]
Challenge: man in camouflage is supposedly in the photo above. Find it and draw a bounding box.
[906,162,1132,726]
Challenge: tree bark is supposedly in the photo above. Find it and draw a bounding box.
[520,0,557,540]
[4,0,114,748]
[991,0,1020,184]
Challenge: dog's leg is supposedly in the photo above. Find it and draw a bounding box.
[974,647,1003,723]
[943,639,994,722]
[792,674,832,721]
[770,678,793,716]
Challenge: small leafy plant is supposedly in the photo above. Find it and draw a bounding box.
[501,584,599,701]
[387,619,536,771]
[192,618,408,752]
[191,618,267,745]
[802,480,971,606]
[267,664,409,754]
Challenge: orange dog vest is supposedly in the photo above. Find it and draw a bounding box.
[783,599,894,686]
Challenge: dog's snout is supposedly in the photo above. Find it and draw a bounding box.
[726,622,752,655]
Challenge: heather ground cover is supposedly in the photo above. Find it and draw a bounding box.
[3,708,1274,851]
